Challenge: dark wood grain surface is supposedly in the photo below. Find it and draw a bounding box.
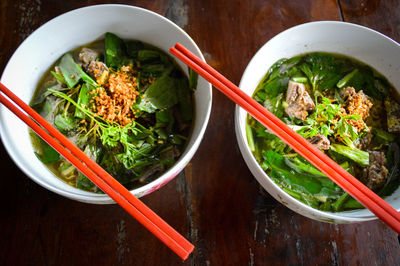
[1,0,400,265]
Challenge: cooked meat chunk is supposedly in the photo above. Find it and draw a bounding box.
[361,151,389,191]
[366,98,385,129]
[79,48,99,67]
[340,86,356,101]
[285,81,315,120]
[354,131,373,150]
[309,134,330,150]
[86,61,109,85]
[384,97,400,133]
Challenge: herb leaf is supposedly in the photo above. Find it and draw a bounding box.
[144,74,178,110]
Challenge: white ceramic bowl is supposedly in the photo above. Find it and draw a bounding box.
[0,5,212,204]
[235,21,400,223]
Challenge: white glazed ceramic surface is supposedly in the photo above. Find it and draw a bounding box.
[235,21,400,223]
[0,5,212,204]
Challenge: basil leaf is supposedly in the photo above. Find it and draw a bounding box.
[54,114,76,132]
[144,74,178,110]
[59,53,82,88]
[105,32,127,68]
[32,134,61,164]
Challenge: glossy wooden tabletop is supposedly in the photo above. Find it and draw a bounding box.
[1,0,400,265]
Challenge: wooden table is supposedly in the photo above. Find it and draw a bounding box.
[1,1,399,265]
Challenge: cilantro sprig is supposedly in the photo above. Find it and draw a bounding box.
[48,89,156,169]
[294,96,360,147]
[335,114,361,147]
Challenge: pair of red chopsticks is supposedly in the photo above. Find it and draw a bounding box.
[0,83,194,260]
[170,43,400,233]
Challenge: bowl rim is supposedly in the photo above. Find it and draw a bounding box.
[235,20,400,222]
[0,4,212,203]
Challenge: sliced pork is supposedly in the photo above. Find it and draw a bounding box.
[309,134,330,150]
[361,151,389,191]
[285,81,315,120]
[385,97,400,133]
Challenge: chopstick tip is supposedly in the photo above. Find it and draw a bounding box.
[180,245,194,261]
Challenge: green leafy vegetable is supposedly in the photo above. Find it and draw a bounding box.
[58,53,97,88]
[246,124,255,152]
[292,95,361,147]
[125,40,144,57]
[59,53,82,88]
[77,173,96,191]
[332,192,350,212]
[346,66,382,99]
[337,69,358,88]
[141,64,167,77]
[291,76,308,83]
[372,128,396,144]
[138,50,161,62]
[176,78,193,121]
[335,114,361,148]
[51,71,66,84]
[330,144,369,167]
[264,93,284,119]
[301,53,350,91]
[59,162,76,177]
[263,151,341,208]
[143,74,178,110]
[74,83,90,119]
[105,32,127,68]
[284,157,325,178]
[54,114,76,132]
[132,96,158,113]
[188,67,198,89]
[32,134,61,164]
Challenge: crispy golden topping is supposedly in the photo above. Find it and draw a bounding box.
[339,87,373,133]
[93,65,139,126]
[346,90,372,119]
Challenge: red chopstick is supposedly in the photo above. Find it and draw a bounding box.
[0,83,194,260]
[170,43,400,232]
